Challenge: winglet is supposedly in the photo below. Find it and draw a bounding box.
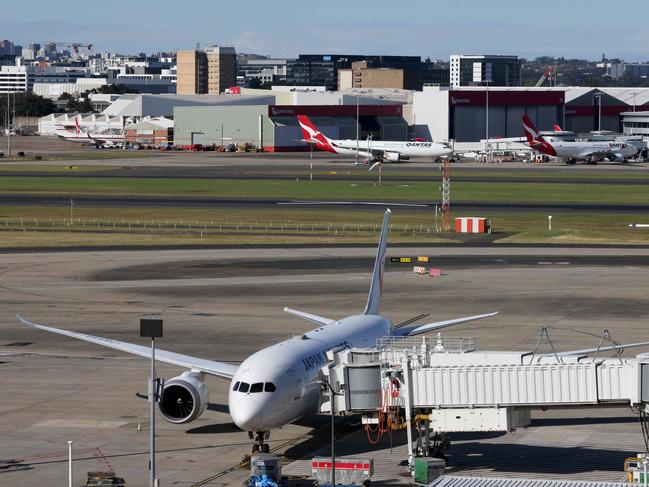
[363,208,391,315]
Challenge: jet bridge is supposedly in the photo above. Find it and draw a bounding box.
[321,334,649,466]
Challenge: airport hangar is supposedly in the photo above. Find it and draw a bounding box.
[173,103,408,151]
[412,85,649,145]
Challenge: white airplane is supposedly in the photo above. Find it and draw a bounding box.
[298,115,453,163]
[54,114,93,144]
[523,115,638,164]
[16,210,649,453]
[16,209,500,453]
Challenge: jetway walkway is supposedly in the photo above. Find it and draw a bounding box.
[321,334,649,470]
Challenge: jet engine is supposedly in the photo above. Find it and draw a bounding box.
[158,371,208,424]
[383,151,400,162]
[612,154,625,162]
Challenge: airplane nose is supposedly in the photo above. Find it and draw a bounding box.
[230,398,264,431]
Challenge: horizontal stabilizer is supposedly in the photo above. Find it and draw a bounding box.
[283,307,335,326]
[16,315,238,379]
[395,312,499,337]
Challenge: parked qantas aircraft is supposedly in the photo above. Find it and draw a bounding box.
[54,114,93,144]
[523,115,638,163]
[298,115,452,162]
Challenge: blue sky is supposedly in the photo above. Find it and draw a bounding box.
[2,0,648,61]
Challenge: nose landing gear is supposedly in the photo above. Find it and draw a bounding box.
[249,431,270,453]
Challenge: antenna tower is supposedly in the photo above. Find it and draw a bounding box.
[441,159,451,231]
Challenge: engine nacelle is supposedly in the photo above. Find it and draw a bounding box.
[383,151,400,162]
[612,153,625,162]
[158,371,208,424]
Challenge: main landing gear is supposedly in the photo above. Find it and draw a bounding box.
[249,431,270,453]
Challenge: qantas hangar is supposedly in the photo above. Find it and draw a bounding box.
[412,85,649,144]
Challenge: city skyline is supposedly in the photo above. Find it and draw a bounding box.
[1,0,648,62]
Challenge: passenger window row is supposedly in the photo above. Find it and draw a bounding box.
[232,381,277,393]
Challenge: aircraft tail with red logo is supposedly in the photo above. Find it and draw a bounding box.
[75,114,81,135]
[553,123,563,132]
[297,115,336,153]
[522,116,545,146]
[522,115,557,156]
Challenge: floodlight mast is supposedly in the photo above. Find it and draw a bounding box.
[140,318,163,487]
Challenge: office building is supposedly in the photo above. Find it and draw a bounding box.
[338,61,405,90]
[449,55,522,88]
[176,46,236,95]
[287,54,423,91]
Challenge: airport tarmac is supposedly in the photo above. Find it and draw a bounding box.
[2,245,649,486]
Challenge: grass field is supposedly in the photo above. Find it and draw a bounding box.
[1,176,649,205]
[0,206,647,248]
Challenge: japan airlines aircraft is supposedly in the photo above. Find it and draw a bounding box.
[17,210,502,452]
[523,115,638,163]
[54,114,93,144]
[298,115,453,162]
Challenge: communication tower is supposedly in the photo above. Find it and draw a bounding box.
[441,159,451,231]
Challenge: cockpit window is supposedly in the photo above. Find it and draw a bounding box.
[264,382,277,392]
[250,382,264,393]
[239,382,250,393]
[232,381,240,391]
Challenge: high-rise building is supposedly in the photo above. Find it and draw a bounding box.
[176,46,236,95]
[449,55,521,88]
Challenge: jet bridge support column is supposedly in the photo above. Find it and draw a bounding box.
[402,356,415,476]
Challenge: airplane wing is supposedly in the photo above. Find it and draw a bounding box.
[283,307,335,326]
[393,312,498,337]
[16,316,238,380]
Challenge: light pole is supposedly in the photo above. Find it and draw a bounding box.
[485,80,490,162]
[140,317,163,487]
[593,93,603,131]
[68,440,73,487]
[6,91,11,157]
[355,95,360,165]
[322,376,343,487]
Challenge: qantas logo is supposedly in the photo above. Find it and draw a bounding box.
[271,107,295,116]
[297,116,336,153]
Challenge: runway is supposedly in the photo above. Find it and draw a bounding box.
[2,245,649,485]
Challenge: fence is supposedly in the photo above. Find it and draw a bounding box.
[0,217,439,238]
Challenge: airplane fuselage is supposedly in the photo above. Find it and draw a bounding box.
[548,140,638,160]
[228,314,392,431]
[331,139,452,160]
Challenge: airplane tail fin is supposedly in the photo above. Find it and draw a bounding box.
[553,123,563,132]
[75,114,81,135]
[522,115,544,145]
[297,115,336,153]
[363,208,391,316]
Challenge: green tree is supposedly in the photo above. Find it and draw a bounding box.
[0,92,56,119]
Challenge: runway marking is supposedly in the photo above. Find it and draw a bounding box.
[537,261,571,265]
[32,419,130,429]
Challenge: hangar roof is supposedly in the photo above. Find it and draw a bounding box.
[103,94,276,118]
